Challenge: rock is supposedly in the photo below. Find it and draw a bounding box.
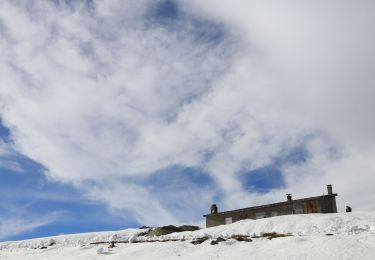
[147,225,200,237]
[178,225,200,232]
[48,239,56,246]
[260,232,292,240]
[231,234,252,242]
[210,237,227,245]
[139,226,150,229]
[191,236,209,245]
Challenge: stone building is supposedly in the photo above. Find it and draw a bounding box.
[204,185,338,228]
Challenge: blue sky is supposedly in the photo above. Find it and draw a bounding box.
[1,0,375,242]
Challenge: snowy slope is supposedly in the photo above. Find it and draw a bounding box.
[1,212,375,260]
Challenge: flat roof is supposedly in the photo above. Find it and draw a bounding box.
[203,193,337,217]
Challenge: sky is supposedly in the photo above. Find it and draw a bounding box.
[0,0,375,242]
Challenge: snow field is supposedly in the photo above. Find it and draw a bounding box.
[1,212,375,260]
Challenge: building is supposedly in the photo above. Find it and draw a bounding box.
[204,185,338,228]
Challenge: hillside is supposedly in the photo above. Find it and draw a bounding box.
[1,212,375,260]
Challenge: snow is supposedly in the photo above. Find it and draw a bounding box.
[1,212,375,259]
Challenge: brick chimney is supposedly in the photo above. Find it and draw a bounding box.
[327,184,333,195]
[210,204,218,215]
[287,194,292,202]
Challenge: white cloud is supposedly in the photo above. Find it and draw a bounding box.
[180,0,375,209]
[0,160,23,172]
[0,212,60,241]
[0,140,12,157]
[0,140,23,172]
[0,0,374,226]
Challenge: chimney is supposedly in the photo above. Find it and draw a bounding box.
[287,194,292,202]
[210,204,218,215]
[327,184,333,195]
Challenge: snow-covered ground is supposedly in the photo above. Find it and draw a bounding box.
[1,212,375,260]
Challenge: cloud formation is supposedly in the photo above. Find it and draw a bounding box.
[0,198,60,241]
[181,0,375,208]
[0,0,375,226]
[0,139,23,172]
[0,212,59,241]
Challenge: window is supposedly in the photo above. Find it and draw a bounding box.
[239,214,248,220]
[255,212,266,219]
[225,217,232,224]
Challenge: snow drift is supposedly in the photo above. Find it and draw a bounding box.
[1,212,375,259]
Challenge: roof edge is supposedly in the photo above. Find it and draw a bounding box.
[204,193,338,217]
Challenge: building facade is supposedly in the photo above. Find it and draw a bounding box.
[204,185,338,228]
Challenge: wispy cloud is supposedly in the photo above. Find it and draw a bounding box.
[0,140,13,157]
[0,139,23,172]
[0,160,23,172]
[0,211,60,241]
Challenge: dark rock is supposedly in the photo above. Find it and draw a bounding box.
[191,236,209,245]
[146,225,200,237]
[178,225,200,232]
[138,231,149,236]
[231,234,252,242]
[147,226,180,236]
[210,237,226,245]
[216,237,226,242]
[260,232,292,240]
[48,240,56,246]
[108,241,116,248]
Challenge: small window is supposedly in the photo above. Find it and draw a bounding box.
[294,202,304,214]
[225,217,233,224]
[255,212,266,219]
[239,214,248,220]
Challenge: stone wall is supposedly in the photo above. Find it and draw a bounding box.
[205,195,337,227]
